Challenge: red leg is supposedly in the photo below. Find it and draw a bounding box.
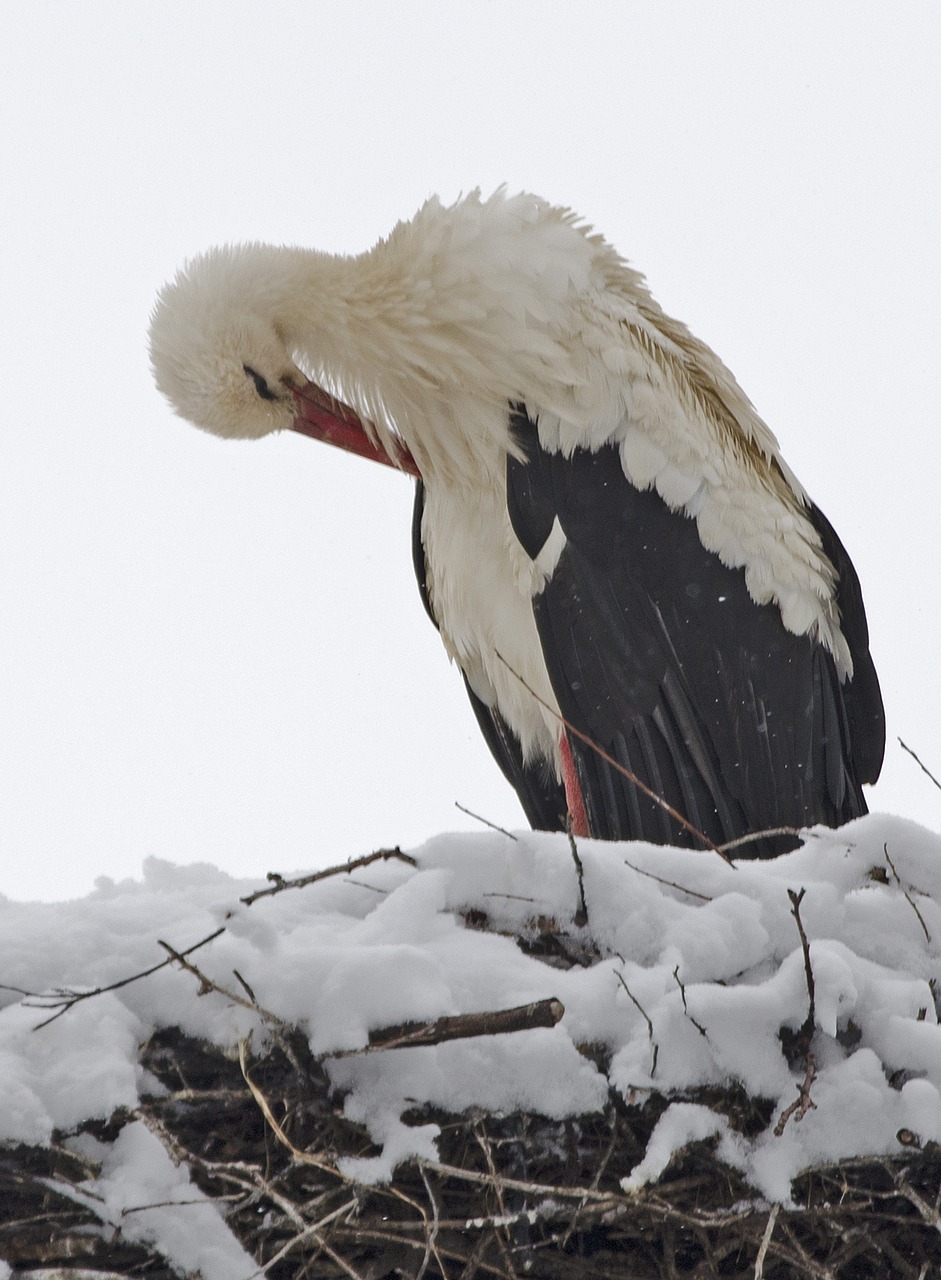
[560,732,590,837]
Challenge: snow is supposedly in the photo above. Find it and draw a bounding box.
[63,1122,259,1280]
[2,812,941,1272]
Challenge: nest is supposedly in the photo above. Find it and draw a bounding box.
[3,840,941,1278]
[2,1017,940,1280]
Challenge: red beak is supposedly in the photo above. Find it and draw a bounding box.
[290,380,420,478]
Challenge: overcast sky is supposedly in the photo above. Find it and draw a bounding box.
[2,3,939,901]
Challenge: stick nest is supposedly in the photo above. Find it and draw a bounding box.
[3,841,941,1277]
[2,1017,940,1279]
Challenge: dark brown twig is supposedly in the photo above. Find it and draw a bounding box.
[883,843,932,943]
[774,888,821,1137]
[787,888,816,1050]
[566,821,589,927]
[329,998,565,1059]
[899,737,941,794]
[774,1051,818,1136]
[159,942,564,1062]
[455,802,518,841]
[672,965,708,1038]
[623,857,712,902]
[615,968,659,1076]
[240,847,416,906]
[156,941,288,1028]
[12,927,227,1029]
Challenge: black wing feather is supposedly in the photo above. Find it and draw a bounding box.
[506,408,884,856]
[807,502,885,785]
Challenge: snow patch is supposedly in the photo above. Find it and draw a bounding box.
[0,812,939,1234]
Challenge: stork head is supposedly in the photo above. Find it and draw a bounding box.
[148,246,305,440]
[149,243,421,474]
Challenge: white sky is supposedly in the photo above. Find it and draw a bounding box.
[2,2,939,902]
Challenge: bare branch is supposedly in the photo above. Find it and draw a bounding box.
[244,1201,361,1280]
[672,965,708,1038]
[883,843,932,943]
[788,888,816,1050]
[718,826,804,855]
[16,926,227,1029]
[753,1202,779,1278]
[473,1121,519,1278]
[329,998,565,1059]
[455,801,518,841]
[240,847,416,906]
[623,857,712,902]
[157,940,287,1029]
[899,737,941,794]
[566,821,589,927]
[417,1157,617,1206]
[417,1164,447,1280]
[615,967,658,1077]
[895,1179,941,1232]
[774,1051,818,1136]
[238,1038,350,1181]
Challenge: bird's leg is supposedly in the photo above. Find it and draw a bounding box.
[560,732,590,838]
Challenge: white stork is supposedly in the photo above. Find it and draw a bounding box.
[148,189,885,855]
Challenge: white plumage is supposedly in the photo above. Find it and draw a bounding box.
[149,189,883,852]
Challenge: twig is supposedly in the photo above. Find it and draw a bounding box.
[788,888,816,1049]
[615,968,659,1076]
[341,877,388,894]
[138,1106,210,1174]
[245,1200,360,1280]
[672,965,708,1038]
[718,826,804,855]
[899,737,941,794]
[120,1197,218,1216]
[232,969,257,1003]
[11,850,415,1031]
[157,941,287,1028]
[418,1164,448,1280]
[473,1122,519,1278]
[455,802,518,841]
[240,847,416,906]
[777,1218,836,1279]
[774,1051,818,1136]
[753,1202,779,1278]
[623,857,712,902]
[14,926,227,1029]
[332,1225,515,1280]
[895,1179,941,1234]
[482,892,539,904]
[329,998,564,1058]
[238,1038,350,1181]
[560,1112,621,1248]
[494,651,734,864]
[566,822,588,927]
[318,1238,371,1280]
[883,843,931,943]
[417,1158,616,1205]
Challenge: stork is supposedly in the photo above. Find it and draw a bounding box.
[148,190,885,856]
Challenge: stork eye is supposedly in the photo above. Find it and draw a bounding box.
[243,364,278,401]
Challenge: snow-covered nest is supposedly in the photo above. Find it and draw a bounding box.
[2,812,941,1278]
